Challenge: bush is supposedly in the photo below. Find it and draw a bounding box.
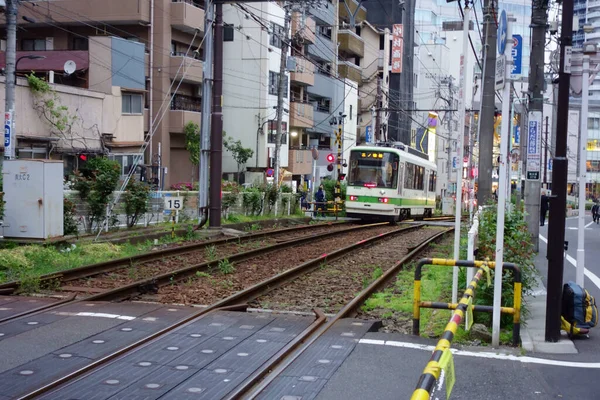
[63,197,79,236]
[71,157,121,233]
[465,205,537,327]
[123,180,150,228]
[321,179,347,210]
[263,184,278,214]
[170,182,195,191]
[242,188,263,216]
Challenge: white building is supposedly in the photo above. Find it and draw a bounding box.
[222,3,290,184]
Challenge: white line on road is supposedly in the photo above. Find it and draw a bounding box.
[358,339,600,368]
[586,221,595,228]
[539,234,600,290]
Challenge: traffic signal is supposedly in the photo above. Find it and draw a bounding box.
[338,173,346,181]
[327,153,335,171]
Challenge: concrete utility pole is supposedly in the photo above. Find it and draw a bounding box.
[4,0,17,159]
[198,0,214,227]
[524,0,548,252]
[375,77,382,141]
[476,0,497,206]
[274,4,291,216]
[546,0,573,343]
[577,55,590,288]
[209,3,224,228]
[446,78,454,194]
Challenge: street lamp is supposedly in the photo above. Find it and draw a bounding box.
[4,54,46,159]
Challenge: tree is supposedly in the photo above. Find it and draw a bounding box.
[184,121,200,166]
[223,133,254,183]
[123,180,150,227]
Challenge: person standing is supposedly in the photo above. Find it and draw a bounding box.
[540,190,550,226]
[315,184,326,217]
[592,201,600,224]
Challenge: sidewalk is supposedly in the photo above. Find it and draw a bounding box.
[520,251,578,354]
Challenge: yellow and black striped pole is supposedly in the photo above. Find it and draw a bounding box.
[411,266,486,400]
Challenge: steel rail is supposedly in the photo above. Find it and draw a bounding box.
[0,221,349,292]
[17,226,423,399]
[238,227,453,399]
[0,222,389,325]
[0,294,76,325]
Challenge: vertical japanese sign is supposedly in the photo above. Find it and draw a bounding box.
[4,111,13,158]
[392,24,403,74]
[511,34,523,78]
[526,111,542,181]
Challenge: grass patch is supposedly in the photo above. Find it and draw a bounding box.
[223,214,305,225]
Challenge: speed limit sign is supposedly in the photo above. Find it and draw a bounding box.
[164,196,184,210]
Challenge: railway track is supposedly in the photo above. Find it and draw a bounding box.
[10,224,452,400]
[0,222,387,324]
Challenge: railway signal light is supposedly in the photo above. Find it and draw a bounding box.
[327,153,335,171]
[338,173,346,181]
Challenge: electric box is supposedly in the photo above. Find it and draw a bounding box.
[2,159,64,239]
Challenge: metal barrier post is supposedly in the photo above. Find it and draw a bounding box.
[411,267,486,400]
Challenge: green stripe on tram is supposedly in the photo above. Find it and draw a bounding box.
[346,195,430,206]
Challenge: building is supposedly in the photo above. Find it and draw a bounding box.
[0,0,205,187]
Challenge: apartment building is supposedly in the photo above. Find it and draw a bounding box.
[0,0,205,186]
[220,3,290,185]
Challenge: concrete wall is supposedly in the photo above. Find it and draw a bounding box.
[0,77,143,153]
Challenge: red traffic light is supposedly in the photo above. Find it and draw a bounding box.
[326,153,335,163]
[338,173,346,181]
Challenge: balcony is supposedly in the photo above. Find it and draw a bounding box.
[170,54,203,84]
[338,30,365,58]
[290,102,314,129]
[338,0,367,24]
[290,57,315,86]
[13,0,150,25]
[169,94,202,133]
[338,61,361,83]
[171,0,205,34]
[291,13,316,44]
[287,149,313,175]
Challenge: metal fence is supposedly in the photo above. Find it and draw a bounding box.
[65,190,299,233]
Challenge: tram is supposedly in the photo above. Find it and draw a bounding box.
[345,142,437,223]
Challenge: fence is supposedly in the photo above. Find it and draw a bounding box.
[65,190,299,233]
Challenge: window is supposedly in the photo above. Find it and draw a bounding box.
[404,162,425,190]
[22,39,46,51]
[17,147,47,159]
[270,22,285,49]
[318,25,332,39]
[429,170,436,192]
[267,121,288,144]
[109,154,142,176]
[349,105,353,121]
[348,151,399,189]
[316,98,331,113]
[72,37,88,50]
[589,118,600,130]
[268,71,288,95]
[122,93,143,114]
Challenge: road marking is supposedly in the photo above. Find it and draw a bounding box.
[586,221,595,228]
[51,311,136,320]
[539,234,600,290]
[358,339,600,368]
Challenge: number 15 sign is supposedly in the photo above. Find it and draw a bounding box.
[164,197,184,210]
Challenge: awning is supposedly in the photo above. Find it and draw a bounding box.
[0,50,89,72]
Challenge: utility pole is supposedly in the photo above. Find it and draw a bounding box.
[524,0,548,251]
[543,116,549,187]
[209,3,224,228]
[446,78,454,195]
[576,54,590,288]
[198,0,214,227]
[476,0,497,206]
[274,4,291,216]
[546,0,573,342]
[4,0,17,159]
[375,77,382,142]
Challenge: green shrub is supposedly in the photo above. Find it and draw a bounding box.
[123,180,150,228]
[63,197,79,236]
[463,205,537,327]
[242,188,262,216]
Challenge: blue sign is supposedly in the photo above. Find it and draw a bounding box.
[514,125,520,145]
[365,126,373,144]
[548,158,553,171]
[4,124,9,147]
[528,120,539,155]
[497,10,508,55]
[452,157,457,169]
[511,34,523,76]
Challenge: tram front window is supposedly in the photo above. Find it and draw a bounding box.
[348,151,399,189]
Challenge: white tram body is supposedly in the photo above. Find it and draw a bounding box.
[345,143,437,222]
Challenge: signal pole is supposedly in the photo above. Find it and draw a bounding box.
[4,0,17,159]
[545,0,574,342]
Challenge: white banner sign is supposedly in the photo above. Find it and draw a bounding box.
[526,111,542,181]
